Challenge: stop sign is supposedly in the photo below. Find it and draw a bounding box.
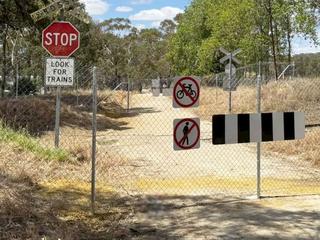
[42,21,80,57]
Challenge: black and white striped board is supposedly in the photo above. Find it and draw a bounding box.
[212,112,305,145]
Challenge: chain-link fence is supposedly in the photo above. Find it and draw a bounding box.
[1,60,320,237]
[93,61,320,202]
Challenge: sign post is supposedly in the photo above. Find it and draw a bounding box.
[42,21,80,148]
[220,48,241,113]
[54,86,62,148]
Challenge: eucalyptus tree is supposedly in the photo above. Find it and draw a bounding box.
[168,0,320,77]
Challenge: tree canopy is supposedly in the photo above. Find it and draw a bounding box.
[0,0,319,95]
[168,0,319,76]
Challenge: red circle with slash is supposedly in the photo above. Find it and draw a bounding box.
[173,76,200,108]
[174,118,200,150]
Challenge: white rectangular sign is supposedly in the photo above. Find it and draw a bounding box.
[45,58,74,87]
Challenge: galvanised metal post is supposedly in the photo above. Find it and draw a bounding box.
[228,53,233,113]
[54,86,61,148]
[256,61,262,198]
[91,66,97,214]
[127,80,130,112]
[76,73,79,106]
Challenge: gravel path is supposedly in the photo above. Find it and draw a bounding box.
[99,92,320,196]
[98,92,320,239]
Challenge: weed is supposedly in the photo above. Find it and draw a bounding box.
[0,122,70,162]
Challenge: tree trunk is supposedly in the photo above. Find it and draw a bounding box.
[267,0,279,80]
[1,25,8,97]
[286,16,292,64]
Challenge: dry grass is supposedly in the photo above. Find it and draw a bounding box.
[263,128,320,166]
[0,130,133,239]
[0,90,128,136]
[0,90,135,239]
[195,78,320,165]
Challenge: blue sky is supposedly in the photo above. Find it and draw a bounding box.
[80,0,319,55]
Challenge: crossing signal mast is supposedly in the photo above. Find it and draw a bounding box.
[219,48,242,113]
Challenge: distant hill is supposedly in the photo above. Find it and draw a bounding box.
[293,52,320,77]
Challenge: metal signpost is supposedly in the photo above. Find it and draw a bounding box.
[219,48,241,113]
[42,21,80,148]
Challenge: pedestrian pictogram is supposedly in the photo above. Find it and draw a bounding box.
[173,76,200,108]
[174,118,200,151]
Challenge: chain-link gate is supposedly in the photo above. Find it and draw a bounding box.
[93,62,320,206]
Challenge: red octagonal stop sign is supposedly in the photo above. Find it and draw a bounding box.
[42,21,80,57]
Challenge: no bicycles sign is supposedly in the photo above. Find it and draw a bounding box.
[173,118,200,151]
[173,76,200,108]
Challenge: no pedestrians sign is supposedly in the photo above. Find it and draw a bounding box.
[45,58,74,86]
[173,118,200,151]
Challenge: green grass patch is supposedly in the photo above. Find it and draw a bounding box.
[0,123,70,162]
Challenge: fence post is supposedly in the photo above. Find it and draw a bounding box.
[256,61,262,198]
[76,73,79,106]
[127,80,130,112]
[228,53,233,113]
[91,66,97,214]
[215,75,218,103]
[292,61,295,78]
[54,86,61,148]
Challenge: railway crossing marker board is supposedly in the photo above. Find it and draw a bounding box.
[173,76,200,108]
[174,118,200,151]
[212,112,305,145]
[31,0,79,22]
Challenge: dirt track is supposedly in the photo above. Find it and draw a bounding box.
[99,92,320,196]
[97,91,320,239]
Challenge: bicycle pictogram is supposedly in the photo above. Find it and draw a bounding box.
[176,83,197,99]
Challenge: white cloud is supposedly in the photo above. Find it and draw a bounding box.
[115,6,133,13]
[129,6,183,22]
[134,24,146,30]
[131,0,153,5]
[80,0,110,16]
